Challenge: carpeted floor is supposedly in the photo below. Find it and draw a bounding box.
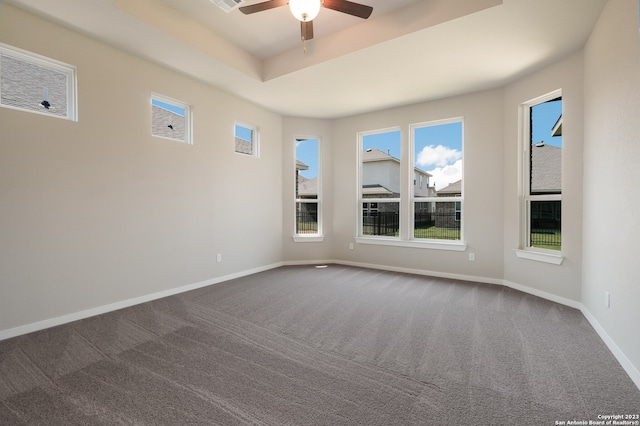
[1,265,638,425]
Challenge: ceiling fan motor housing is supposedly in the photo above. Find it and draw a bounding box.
[289,0,321,22]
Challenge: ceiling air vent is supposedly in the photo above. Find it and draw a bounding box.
[210,0,245,13]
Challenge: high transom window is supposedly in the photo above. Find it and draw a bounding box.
[151,94,192,144]
[0,43,77,121]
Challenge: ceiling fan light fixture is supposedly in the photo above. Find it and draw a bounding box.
[289,0,321,22]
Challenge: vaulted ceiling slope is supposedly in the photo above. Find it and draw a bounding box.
[4,0,607,118]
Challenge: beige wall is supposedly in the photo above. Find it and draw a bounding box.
[2,0,640,388]
[0,5,283,333]
[502,51,585,302]
[326,89,505,281]
[284,52,585,296]
[282,117,334,262]
[583,0,640,383]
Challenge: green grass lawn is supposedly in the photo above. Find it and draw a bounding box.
[531,231,561,251]
[296,222,318,233]
[361,225,461,240]
[415,226,460,240]
[357,225,561,248]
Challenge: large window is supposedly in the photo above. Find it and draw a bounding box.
[412,119,463,241]
[357,121,464,247]
[295,138,321,237]
[0,43,77,121]
[151,94,192,144]
[359,129,401,237]
[521,91,562,253]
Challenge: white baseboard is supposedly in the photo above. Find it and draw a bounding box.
[290,260,640,390]
[282,259,336,267]
[503,280,582,310]
[503,280,640,390]
[305,259,505,286]
[2,260,638,391]
[580,306,640,391]
[0,262,284,341]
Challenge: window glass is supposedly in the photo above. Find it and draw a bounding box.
[360,130,401,237]
[235,122,258,156]
[151,94,192,144]
[0,43,76,121]
[295,138,320,235]
[413,120,463,240]
[524,93,562,251]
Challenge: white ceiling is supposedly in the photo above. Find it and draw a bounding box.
[5,0,608,118]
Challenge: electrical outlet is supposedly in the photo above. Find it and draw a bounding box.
[216,253,222,263]
[349,243,354,250]
[469,253,475,261]
[605,291,610,308]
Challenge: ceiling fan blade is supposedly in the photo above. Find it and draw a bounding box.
[239,0,288,15]
[322,0,373,19]
[300,20,314,41]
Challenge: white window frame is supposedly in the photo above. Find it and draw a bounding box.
[293,136,323,242]
[515,89,563,265]
[234,121,260,157]
[0,43,77,121]
[409,117,464,246]
[151,93,193,145]
[356,127,402,242]
[355,124,465,251]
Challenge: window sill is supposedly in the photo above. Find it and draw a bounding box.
[514,249,563,265]
[292,235,324,243]
[355,237,466,251]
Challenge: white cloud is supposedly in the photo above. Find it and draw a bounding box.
[416,145,462,168]
[416,145,462,190]
[427,159,463,191]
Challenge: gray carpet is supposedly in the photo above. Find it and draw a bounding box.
[1,265,638,425]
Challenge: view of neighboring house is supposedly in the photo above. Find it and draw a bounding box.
[296,175,317,199]
[295,159,316,199]
[0,54,69,118]
[294,141,559,235]
[151,104,185,140]
[362,148,402,199]
[531,143,561,194]
[361,148,434,216]
[530,114,562,234]
[295,147,435,212]
[235,137,252,155]
[437,179,462,197]
[294,159,318,232]
[433,179,462,229]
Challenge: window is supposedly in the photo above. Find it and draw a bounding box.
[359,129,401,237]
[151,94,192,144]
[521,91,562,254]
[356,121,464,249]
[235,122,259,156]
[412,119,463,241]
[0,43,77,121]
[295,138,321,237]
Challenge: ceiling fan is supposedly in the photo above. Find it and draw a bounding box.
[239,0,373,43]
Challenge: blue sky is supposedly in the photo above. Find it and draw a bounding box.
[235,124,253,142]
[296,138,319,179]
[361,123,463,190]
[152,99,185,116]
[363,130,401,159]
[531,98,562,147]
[414,122,463,190]
[294,100,562,188]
